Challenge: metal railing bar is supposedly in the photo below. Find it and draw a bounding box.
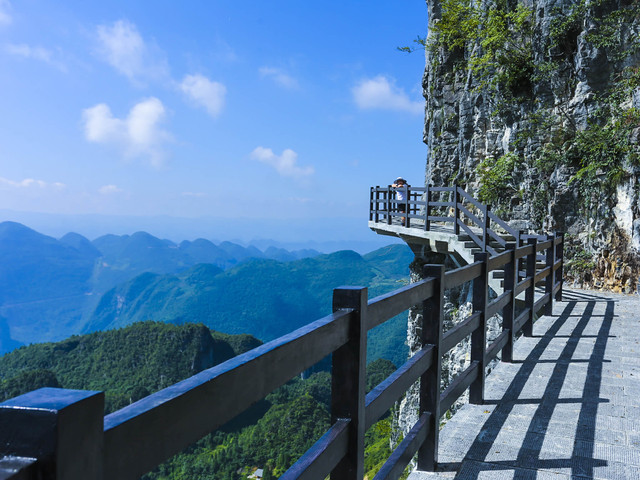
[487,249,512,271]
[488,228,507,246]
[441,312,481,354]
[486,291,512,319]
[372,412,431,480]
[457,222,483,249]
[534,293,551,315]
[365,346,434,430]
[103,309,353,480]
[487,211,518,237]
[514,308,530,333]
[537,240,553,251]
[456,188,482,209]
[367,278,436,330]
[280,419,350,480]
[515,277,532,296]
[553,259,562,271]
[553,281,562,295]
[485,330,510,364]
[458,204,482,228]
[439,361,480,414]
[515,244,534,260]
[429,201,454,207]
[430,186,454,192]
[535,266,552,284]
[444,261,483,290]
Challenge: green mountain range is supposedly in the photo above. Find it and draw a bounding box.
[85,245,414,367]
[0,322,397,479]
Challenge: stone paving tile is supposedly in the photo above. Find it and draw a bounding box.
[408,289,640,480]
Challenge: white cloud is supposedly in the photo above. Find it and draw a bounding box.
[179,74,226,118]
[99,184,122,194]
[5,43,66,71]
[259,67,299,89]
[0,0,11,26]
[352,75,422,114]
[82,97,172,167]
[250,147,314,179]
[96,19,168,83]
[0,176,65,189]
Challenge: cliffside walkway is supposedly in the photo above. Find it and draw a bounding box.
[410,288,640,480]
[369,184,524,262]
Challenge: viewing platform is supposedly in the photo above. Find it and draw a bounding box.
[410,288,640,480]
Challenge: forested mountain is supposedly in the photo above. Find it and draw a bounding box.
[0,222,322,352]
[0,322,397,479]
[85,244,415,367]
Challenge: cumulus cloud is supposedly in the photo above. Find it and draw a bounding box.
[352,75,422,114]
[0,0,11,26]
[259,67,299,89]
[179,74,226,118]
[5,43,66,71]
[96,19,168,83]
[250,147,314,179]
[82,97,172,166]
[0,176,65,189]
[99,184,122,194]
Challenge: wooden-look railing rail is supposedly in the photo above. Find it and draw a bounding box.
[0,236,564,480]
[369,184,541,255]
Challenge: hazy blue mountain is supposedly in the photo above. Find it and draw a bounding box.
[0,222,96,304]
[59,232,102,259]
[0,317,22,356]
[0,221,407,362]
[179,238,234,267]
[0,222,99,345]
[85,245,414,366]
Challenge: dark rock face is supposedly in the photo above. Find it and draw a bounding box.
[423,0,640,291]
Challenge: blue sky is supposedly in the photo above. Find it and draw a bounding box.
[0,1,428,243]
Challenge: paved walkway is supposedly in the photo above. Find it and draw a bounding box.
[410,288,640,480]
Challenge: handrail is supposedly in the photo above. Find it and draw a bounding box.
[1,208,564,480]
[369,184,532,256]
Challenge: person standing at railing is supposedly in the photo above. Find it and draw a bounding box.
[392,177,410,226]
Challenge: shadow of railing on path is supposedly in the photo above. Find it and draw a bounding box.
[435,291,615,478]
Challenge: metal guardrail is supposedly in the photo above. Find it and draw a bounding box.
[369,184,544,256]
[0,221,564,480]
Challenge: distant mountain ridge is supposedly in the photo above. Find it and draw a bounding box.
[85,244,415,366]
[0,221,322,351]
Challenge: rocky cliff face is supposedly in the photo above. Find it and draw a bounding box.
[423,0,640,292]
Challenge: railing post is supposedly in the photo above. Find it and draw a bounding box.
[0,387,105,480]
[470,252,488,404]
[555,231,564,301]
[369,187,374,222]
[502,243,517,363]
[331,286,367,480]
[524,237,537,337]
[374,186,380,223]
[405,186,411,228]
[424,185,431,231]
[418,264,444,471]
[482,205,491,252]
[386,186,392,225]
[545,233,555,316]
[453,183,460,235]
